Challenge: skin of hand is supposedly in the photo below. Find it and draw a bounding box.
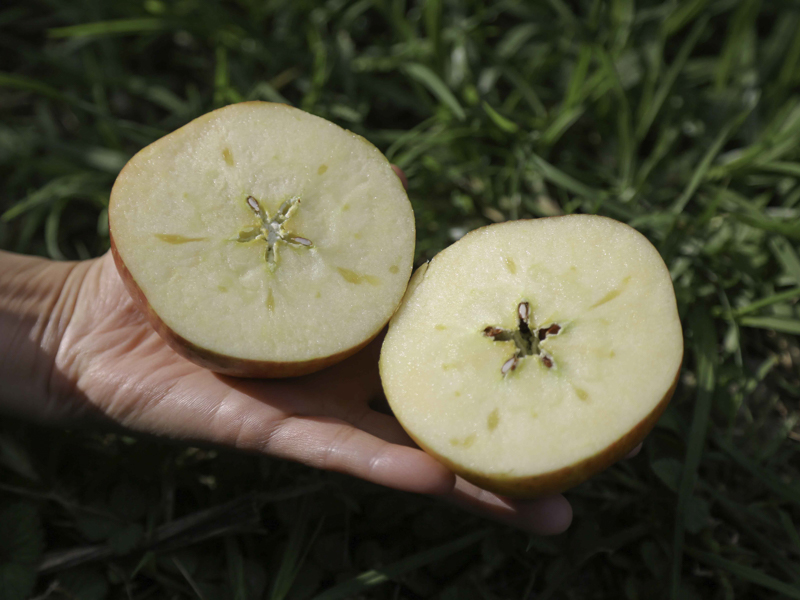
[0,167,641,536]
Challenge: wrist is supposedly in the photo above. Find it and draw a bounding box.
[0,250,91,421]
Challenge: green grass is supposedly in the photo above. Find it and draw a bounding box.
[2,0,800,598]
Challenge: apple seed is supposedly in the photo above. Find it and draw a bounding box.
[501,356,519,375]
[538,323,562,341]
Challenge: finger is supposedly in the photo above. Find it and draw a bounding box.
[625,442,643,459]
[352,408,418,447]
[262,415,455,495]
[111,370,455,495]
[445,477,572,535]
[353,410,572,533]
[391,165,408,190]
[353,403,573,533]
[224,368,412,446]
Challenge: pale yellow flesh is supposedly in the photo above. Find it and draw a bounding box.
[110,102,414,362]
[380,216,683,481]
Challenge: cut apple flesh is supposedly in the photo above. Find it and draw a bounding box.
[380,216,683,497]
[110,102,414,376]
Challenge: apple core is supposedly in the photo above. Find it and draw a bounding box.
[483,301,562,375]
[235,195,313,271]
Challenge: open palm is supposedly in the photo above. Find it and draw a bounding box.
[46,250,573,534]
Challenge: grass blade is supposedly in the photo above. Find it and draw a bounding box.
[731,212,800,240]
[402,63,466,121]
[738,316,800,335]
[0,72,91,110]
[45,197,68,261]
[595,46,635,188]
[269,501,324,600]
[759,162,800,178]
[713,0,760,90]
[700,484,800,583]
[312,530,489,600]
[770,236,800,284]
[730,287,800,317]
[778,511,800,555]
[540,106,585,148]
[48,18,166,38]
[214,46,229,108]
[501,67,547,118]
[0,73,166,138]
[423,0,442,63]
[482,101,519,133]
[664,0,710,36]
[711,432,800,505]
[2,175,99,223]
[0,436,40,483]
[636,16,708,140]
[538,524,651,600]
[545,0,577,26]
[496,23,538,59]
[778,18,800,88]
[671,107,752,213]
[563,44,592,110]
[685,548,800,599]
[530,154,602,199]
[225,537,247,600]
[670,306,716,600]
[711,99,800,178]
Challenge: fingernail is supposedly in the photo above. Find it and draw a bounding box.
[625,442,643,459]
[520,495,573,535]
[391,165,408,190]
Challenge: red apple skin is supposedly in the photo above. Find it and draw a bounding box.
[110,233,378,378]
[406,368,680,499]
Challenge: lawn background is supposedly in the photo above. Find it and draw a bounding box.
[2,0,800,598]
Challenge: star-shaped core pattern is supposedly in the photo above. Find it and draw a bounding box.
[483,301,562,376]
[236,195,313,271]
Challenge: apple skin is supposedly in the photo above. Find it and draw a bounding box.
[380,218,683,498]
[110,232,378,378]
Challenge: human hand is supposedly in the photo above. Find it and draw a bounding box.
[0,168,639,535]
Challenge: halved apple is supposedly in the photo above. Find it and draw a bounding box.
[110,102,414,377]
[380,216,683,497]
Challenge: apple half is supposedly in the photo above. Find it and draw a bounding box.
[380,216,683,497]
[110,102,414,377]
